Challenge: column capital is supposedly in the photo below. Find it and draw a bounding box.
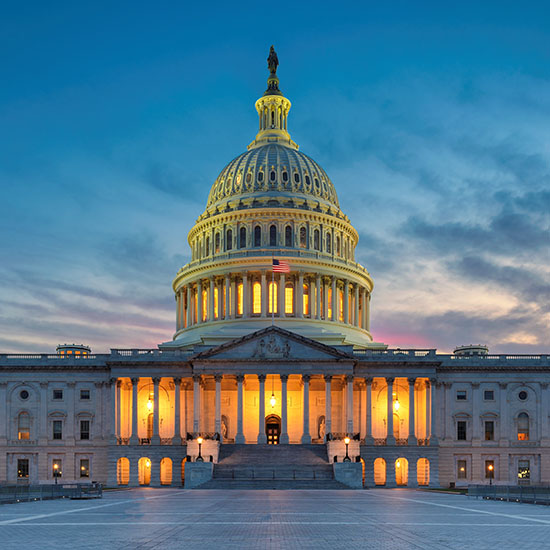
[258,374,266,383]
[67,381,76,388]
[429,377,437,385]
[214,374,223,383]
[192,374,202,383]
[324,375,332,383]
[499,382,508,389]
[386,377,395,385]
[280,374,289,382]
[94,381,103,389]
[364,377,373,385]
[116,380,122,388]
[345,375,354,384]
[302,374,311,383]
[131,377,139,385]
[236,374,245,383]
[407,377,416,386]
[152,377,161,385]
[174,377,182,385]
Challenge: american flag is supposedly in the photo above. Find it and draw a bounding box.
[272,259,290,273]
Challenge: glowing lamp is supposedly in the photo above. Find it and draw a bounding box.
[270,393,276,408]
[344,437,350,445]
[393,400,400,411]
[146,460,151,468]
[396,460,401,468]
[147,398,153,411]
[197,437,203,445]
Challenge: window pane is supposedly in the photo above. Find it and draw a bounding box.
[457,460,467,479]
[80,420,90,440]
[457,421,466,440]
[338,289,344,322]
[285,284,293,314]
[53,420,63,440]
[52,459,62,479]
[268,282,278,314]
[485,460,495,479]
[253,282,261,314]
[237,283,243,315]
[303,284,309,316]
[80,459,90,478]
[17,459,29,478]
[484,421,494,440]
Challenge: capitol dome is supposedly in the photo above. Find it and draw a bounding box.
[163,47,379,351]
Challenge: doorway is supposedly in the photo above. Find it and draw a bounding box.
[265,414,281,445]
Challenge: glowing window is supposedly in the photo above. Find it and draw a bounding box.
[268,282,278,314]
[328,287,332,319]
[253,282,261,314]
[18,412,30,440]
[214,287,219,319]
[223,285,226,317]
[338,289,344,322]
[285,284,293,314]
[303,283,309,316]
[202,289,208,321]
[518,413,529,441]
[194,292,198,323]
[237,283,243,316]
[285,226,292,247]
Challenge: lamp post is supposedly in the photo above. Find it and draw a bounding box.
[488,464,494,486]
[196,436,204,462]
[53,463,59,485]
[343,436,351,462]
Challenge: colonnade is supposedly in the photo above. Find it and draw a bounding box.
[111,375,437,446]
[175,273,371,332]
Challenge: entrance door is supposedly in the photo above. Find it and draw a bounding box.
[265,415,281,445]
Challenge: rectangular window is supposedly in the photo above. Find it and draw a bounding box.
[237,282,244,315]
[518,460,530,481]
[53,420,63,440]
[80,420,90,440]
[214,286,219,319]
[457,421,467,441]
[268,281,277,314]
[485,460,495,479]
[17,458,29,479]
[52,458,62,479]
[484,390,494,401]
[53,389,63,400]
[456,390,467,400]
[80,389,90,400]
[484,421,494,441]
[80,459,90,478]
[285,285,293,314]
[457,460,467,479]
[303,284,309,316]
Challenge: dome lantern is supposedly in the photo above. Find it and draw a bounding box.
[248,46,298,151]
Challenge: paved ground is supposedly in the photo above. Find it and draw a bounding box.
[1,488,550,549]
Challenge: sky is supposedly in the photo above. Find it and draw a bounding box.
[0,1,549,354]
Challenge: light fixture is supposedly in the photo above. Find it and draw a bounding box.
[344,437,350,445]
[147,392,153,411]
[396,460,401,468]
[146,460,151,468]
[393,400,400,411]
[270,393,276,408]
[197,436,203,445]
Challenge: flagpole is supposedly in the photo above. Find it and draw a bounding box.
[271,256,275,326]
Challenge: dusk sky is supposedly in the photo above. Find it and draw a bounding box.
[1,1,549,354]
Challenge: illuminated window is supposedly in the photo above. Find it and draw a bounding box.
[517,413,529,441]
[313,229,320,250]
[253,282,261,314]
[202,289,207,321]
[303,283,309,316]
[223,285,227,317]
[268,282,278,314]
[254,226,262,247]
[328,287,332,319]
[214,287,219,319]
[237,283,243,315]
[226,229,233,251]
[485,460,495,479]
[518,460,531,481]
[299,227,307,248]
[285,283,293,314]
[270,225,277,246]
[457,460,467,479]
[239,227,246,249]
[285,226,292,247]
[194,292,198,323]
[326,233,331,253]
[17,458,29,479]
[349,292,353,322]
[338,289,344,322]
[80,459,90,478]
[18,412,30,440]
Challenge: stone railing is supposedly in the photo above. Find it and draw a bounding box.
[117,437,130,445]
[374,438,387,446]
[395,438,408,446]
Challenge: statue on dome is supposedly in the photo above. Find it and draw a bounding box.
[267,45,279,75]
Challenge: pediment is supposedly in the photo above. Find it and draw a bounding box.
[190,326,353,363]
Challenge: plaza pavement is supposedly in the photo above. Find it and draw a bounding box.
[0,487,549,549]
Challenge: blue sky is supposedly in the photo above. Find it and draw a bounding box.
[1,1,549,353]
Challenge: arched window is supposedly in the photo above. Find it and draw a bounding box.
[253,282,261,314]
[258,171,264,183]
[226,229,233,251]
[202,289,208,321]
[417,458,430,486]
[268,282,278,314]
[285,283,294,315]
[294,172,300,184]
[374,458,386,486]
[338,289,344,322]
[303,283,309,316]
[214,286,219,319]
[313,229,320,250]
[395,458,408,486]
[160,457,172,486]
[117,457,130,485]
[518,413,529,441]
[215,233,220,253]
[285,226,292,247]
[254,226,262,247]
[269,225,277,246]
[18,412,30,440]
[205,236,210,256]
[327,287,333,320]
[239,227,246,249]
[270,170,276,182]
[237,283,243,316]
[326,233,331,254]
[336,236,341,256]
[282,171,288,182]
[299,227,307,248]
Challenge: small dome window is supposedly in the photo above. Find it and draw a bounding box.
[294,172,300,184]
[519,390,528,401]
[20,389,29,400]
[285,226,293,247]
[305,175,311,186]
[314,177,320,189]
[246,172,252,183]
[282,171,288,182]
[258,171,264,183]
[270,170,276,182]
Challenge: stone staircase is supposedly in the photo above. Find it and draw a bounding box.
[195,444,350,489]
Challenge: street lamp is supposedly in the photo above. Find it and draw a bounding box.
[343,436,351,462]
[488,464,494,486]
[53,463,60,485]
[196,436,204,462]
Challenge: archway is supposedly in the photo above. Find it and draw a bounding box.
[265,414,281,445]
[117,457,129,485]
[374,458,386,485]
[396,457,408,485]
[417,458,430,486]
[138,457,151,485]
[160,458,172,486]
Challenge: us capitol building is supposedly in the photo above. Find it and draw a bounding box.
[1,49,548,490]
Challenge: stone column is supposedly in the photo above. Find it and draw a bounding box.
[280,375,289,444]
[346,375,354,434]
[215,375,222,440]
[257,374,267,443]
[193,375,201,433]
[235,375,245,444]
[541,383,549,443]
[261,271,267,317]
[361,289,367,329]
[298,272,304,318]
[242,272,248,317]
[93,382,104,441]
[66,381,75,444]
[279,273,286,317]
[301,375,311,443]
[331,277,337,321]
[109,378,117,444]
[354,284,359,327]
[344,280,349,324]
[225,274,231,319]
[366,293,371,331]
[425,380,431,441]
[324,375,332,440]
[408,378,417,444]
[386,377,395,444]
[38,382,48,444]
[152,377,160,445]
[322,277,329,319]
[186,285,192,327]
[429,379,438,445]
[217,278,223,320]
[365,378,374,444]
[150,457,161,487]
[315,274,321,319]
[173,377,182,445]
[499,383,508,445]
[176,291,181,330]
[116,380,122,443]
[197,279,203,323]
[472,382,480,443]
[408,458,418,488]
[181,289,186,328]
[172,459,183,487]
[130,378,139,444]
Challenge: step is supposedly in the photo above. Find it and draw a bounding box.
[195,479,351,490]
[217,444,329,465]
[213,466,334,480]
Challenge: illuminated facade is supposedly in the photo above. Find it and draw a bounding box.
[0,51,548,489]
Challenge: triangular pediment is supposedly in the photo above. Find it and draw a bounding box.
[190,326,354,362]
